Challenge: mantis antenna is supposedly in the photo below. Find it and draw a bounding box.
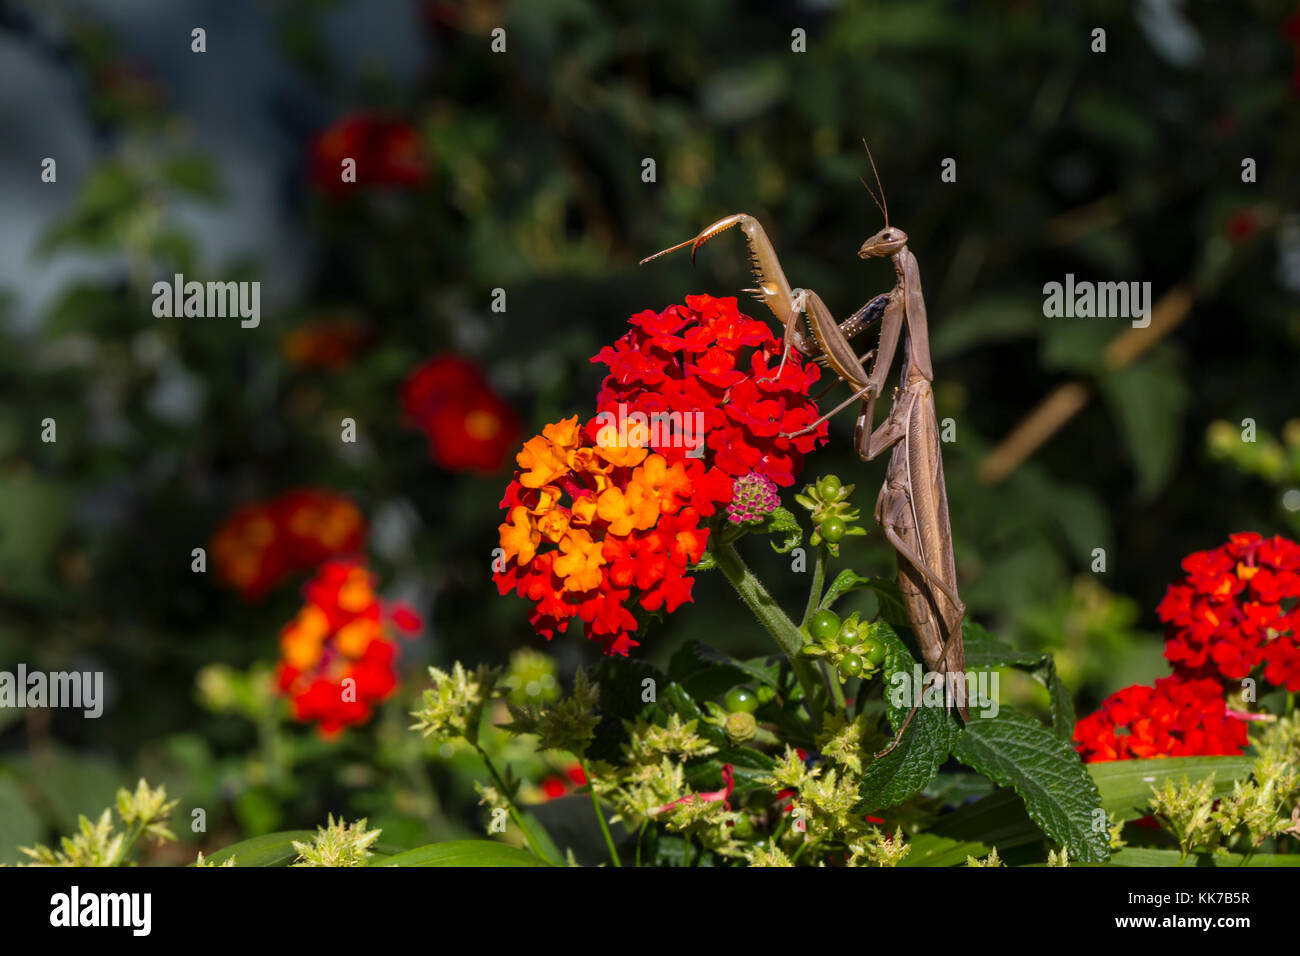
[860,138,889,228]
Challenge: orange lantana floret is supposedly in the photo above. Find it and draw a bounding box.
[634,454,691,515]
[500,505,541,565]
[553,529,606,592]
[597,481,660,537]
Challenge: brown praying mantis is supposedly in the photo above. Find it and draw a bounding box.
[640,153,969,745]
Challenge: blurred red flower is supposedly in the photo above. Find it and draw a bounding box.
[403,356,521,473]
[537,763,588,801]
[212,489,366,600]
[276,558,421,737]
[309,113,428,194]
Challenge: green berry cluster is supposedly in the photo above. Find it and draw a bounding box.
[799,609,886,683]
[795,475,868,555]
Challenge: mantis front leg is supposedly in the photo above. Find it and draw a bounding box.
[641,214,888,367]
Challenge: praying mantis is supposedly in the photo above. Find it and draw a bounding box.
[640,153,969,741]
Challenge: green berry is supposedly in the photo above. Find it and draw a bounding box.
[724,686,759,714]
[837,653,864,679]
[819,517,847,542]
[807,609,841,643]
[838,619,861,643]
[861,637,886,667]
[817,475,842,499]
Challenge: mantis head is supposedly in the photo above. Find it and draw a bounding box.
[858,226,908,259]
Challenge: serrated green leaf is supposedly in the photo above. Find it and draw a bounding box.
[376,840,550,867]
[1044,660,1077,741]
[961,619,1044,670]
[197,830,316,867]
[669,640,780,695]
[962,621,1075,739]
[819,569,871,608]
[820,572,911,630]
[856,622,959,810]
[953,707,1109,862]
[1088,756,1255,821]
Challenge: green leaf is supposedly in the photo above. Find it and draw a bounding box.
[961,621,1075,739]
[819,569,871,608]
[587,657,668,762]
[900,833,991,867]
[198,830,316,867]
[953,707,1110,862]
[668,640,780,698]
[759,506,802,554]
[1107,847,1300,867]
[691,550,717,571]
[1042,658,1077,741]
[647,683,728,748]
[0,778,42,864]
[1088,756,1255,821]
[820,571,911,630]
[516,810,565,866]
[961,619,1044,670]
[929,788,1046,851]
[1098,354,1189,499]
[525,795,619,867]
[856,622,959,811]
[160,155,222,200]
[376,840,550,867]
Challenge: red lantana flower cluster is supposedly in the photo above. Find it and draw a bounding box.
[1075,532,1300,763]
[1156,532,1300,690]
[211,489,366,600]
[493,295,828,656]
[403,355,521,474]
[277,558,421,737]
[1073,676,1250,763]
[309,113,428,194]
[595,294,826,486]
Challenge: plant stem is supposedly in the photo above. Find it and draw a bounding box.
[802,543,826,625]
[714,539,824,729]
[578,756,621,867]
[827,671,846,713]
[636,820,648,868]
[474,743,548,860]
[802,544,846,716]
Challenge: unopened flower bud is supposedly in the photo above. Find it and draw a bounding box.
[727,472,779,524]
[725,710,757,743]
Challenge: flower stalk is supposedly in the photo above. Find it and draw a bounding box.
[713,538,825,728]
